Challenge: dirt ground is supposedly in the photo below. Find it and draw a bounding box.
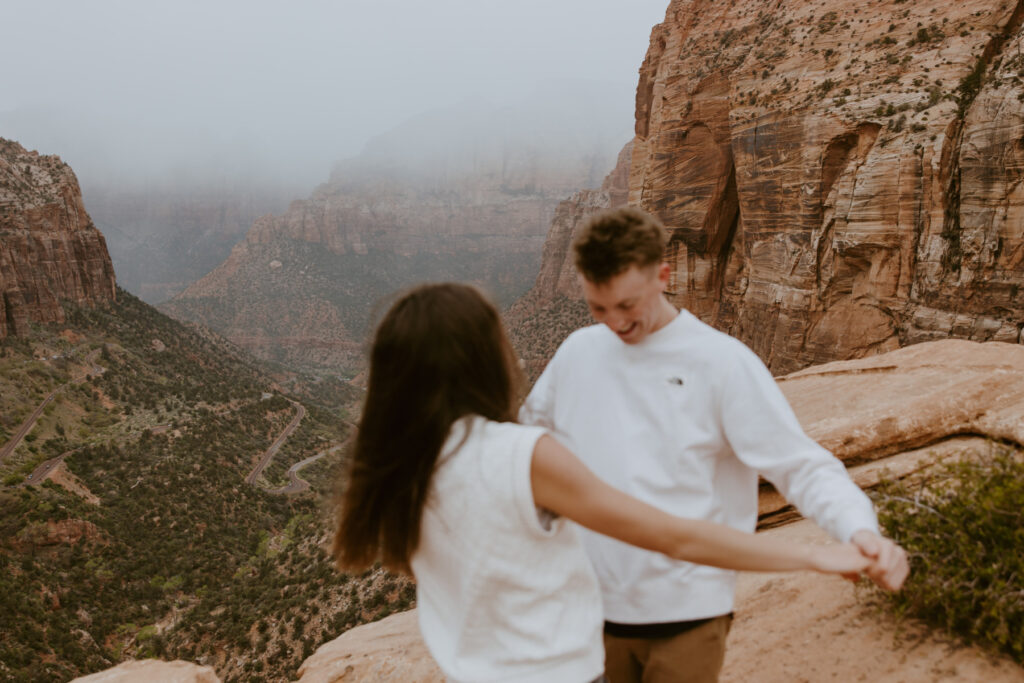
[722,520,1024,683]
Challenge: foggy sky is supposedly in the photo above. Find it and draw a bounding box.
[2,0,668,190]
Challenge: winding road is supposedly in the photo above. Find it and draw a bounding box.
[0,391,57,465]
[0,349,104,472]
[21,448,79,486]
[244,398,307,485]
[6,370,342,497]
[266,442,346,495]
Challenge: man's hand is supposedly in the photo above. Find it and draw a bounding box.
[850,529,909,591]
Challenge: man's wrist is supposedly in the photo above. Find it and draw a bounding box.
[846,525,880,544]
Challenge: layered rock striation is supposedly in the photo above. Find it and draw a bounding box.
[0,139,116,338]
[628,0,1024,373]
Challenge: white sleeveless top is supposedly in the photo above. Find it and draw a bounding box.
[410,416,603,683]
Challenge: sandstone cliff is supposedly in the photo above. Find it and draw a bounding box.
[0,139,116,338]
[627,0,1024,373]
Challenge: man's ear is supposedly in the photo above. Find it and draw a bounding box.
[657,262,671,286]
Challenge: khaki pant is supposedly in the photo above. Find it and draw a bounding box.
[603,614,733,683]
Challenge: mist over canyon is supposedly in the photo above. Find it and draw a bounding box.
[155,0,1024,379]
[161,89,633,372]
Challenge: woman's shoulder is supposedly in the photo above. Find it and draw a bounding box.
[441,416,543,459]
[469,417,546,451]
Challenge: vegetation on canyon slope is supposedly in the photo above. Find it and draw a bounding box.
[0,292,410,683]
[874,445,1024,664]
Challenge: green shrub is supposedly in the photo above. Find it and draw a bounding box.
[957,55,987,117]
[873,445,1024,663]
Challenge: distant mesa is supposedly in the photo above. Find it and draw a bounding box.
[0,138,117,338]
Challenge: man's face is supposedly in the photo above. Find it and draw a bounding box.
[580,263,672,345]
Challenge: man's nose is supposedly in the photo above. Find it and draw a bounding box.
[605,310,626,331]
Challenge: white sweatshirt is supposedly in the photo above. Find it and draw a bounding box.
[520,310,879,624]
[411,416,604,683]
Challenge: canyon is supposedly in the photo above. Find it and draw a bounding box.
[7,0,1024,678]
[160,0,1024,379]
[504,141,633,379]
[90,183,296,305]
[0,139,116,338]
[163,96,631,372]
[509,0,1024,378]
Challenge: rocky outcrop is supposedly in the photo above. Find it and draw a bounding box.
[0,139,116,338]
[12,519,105,552]
[627,0,1024,373]
[780,339,1024,461]
[295,609,442,683]
[759,338,1024,525]
[720,519,1024,683]
[69,659,220,682]
[293,520,1024,683]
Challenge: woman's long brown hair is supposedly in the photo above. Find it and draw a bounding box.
[332,283,521,574]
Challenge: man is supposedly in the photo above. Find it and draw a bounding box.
[520,207,908,683]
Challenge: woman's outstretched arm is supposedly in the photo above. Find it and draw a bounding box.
[530,435,871,576]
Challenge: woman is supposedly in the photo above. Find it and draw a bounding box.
[334,283,868,683]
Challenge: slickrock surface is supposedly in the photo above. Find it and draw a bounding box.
[757,338,1024,524]
[295,609,442,683]
[293,338,1024,681]
[627,0,1024,373]
[69,659,220,682]
[779,339,1024,461]
[0,139,117,338]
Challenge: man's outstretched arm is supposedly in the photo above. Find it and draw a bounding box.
[717,341,908,591]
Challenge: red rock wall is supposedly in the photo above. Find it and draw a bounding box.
[0,139,117,337]
[630,0,1024,373]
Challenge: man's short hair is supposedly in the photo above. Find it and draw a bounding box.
[573,207,667,283]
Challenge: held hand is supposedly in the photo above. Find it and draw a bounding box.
[850,529,909,591]
[809,543,872,576]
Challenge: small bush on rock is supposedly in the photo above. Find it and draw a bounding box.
[873,445,1024,664]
